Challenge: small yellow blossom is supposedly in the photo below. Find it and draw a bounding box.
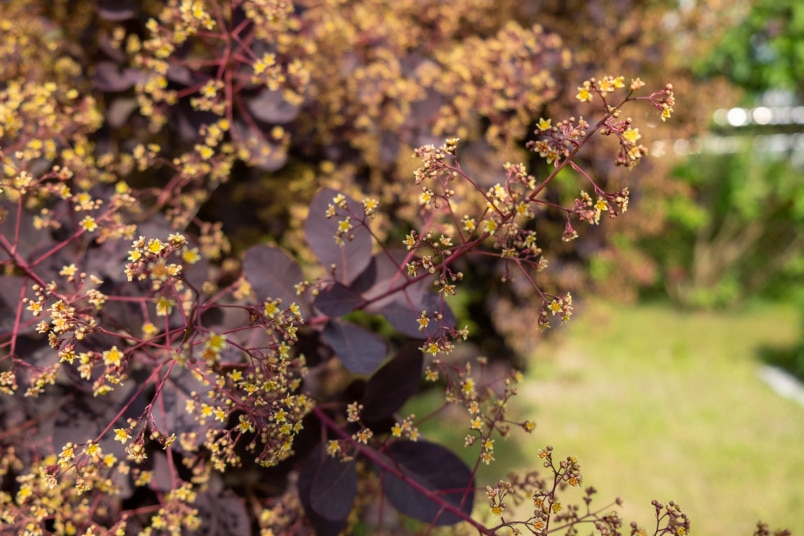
[326,440,341,457]
[147,238,164,255]
[576,85,593,102]
[155,296,174,316]
[470,416,483,430]
[60,264,78,278]
[622,128,641,143]
[114,428,131,444]
[264,299,280,318]
[362,198,379,215]
[103,346,124,367]
[80,216,98,232]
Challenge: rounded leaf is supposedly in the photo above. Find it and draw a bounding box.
[243,245,307,315]
[379,440,475,526]
[321,320,387,374]
[305,188,372,284]
[313,282,363,317]
[361,342,423,422]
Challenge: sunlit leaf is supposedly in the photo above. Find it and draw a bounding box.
[305,188,372,284]
[358,250,456,339]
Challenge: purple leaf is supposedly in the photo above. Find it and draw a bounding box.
[243,245,307,315]
[192,489,252,536]
[360,250,456,339]
[166,64,196,85]
[106,97,139,128]
[380,440,474,526]
[246,88,301,124]
[98,1,138,21]
[321,320,387,374]
[313,282,363,317]
[309,447,358,520]
[305,188,372,284]
[150,366,225,453]
[230,120,288,171]
[93,61,141,92]
[54,381,145,461]
[361,342,423,422]
[298,443,352,535]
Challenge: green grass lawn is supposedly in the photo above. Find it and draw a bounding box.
[412,300,803,534]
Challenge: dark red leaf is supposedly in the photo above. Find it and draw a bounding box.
[243,245,308,315]
[106,97,139,128]
[321,320,387,374]
[359,250,456,339]
[310,451,358,520]
[305,188,372,284]
[298,444,353,535]
[98,1,138,21]
[380,440,474,526]
[92,61,141,92]
[192,489,252,536]
[377,291,456,339]
[246,88,301,123]
[150,366,225,453]
[230,120,288,171]
[313,282,363,317]
[361,342,423,422]
[54,381,146,462]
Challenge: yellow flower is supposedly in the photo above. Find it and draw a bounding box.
[147,238,164,255]
[80,216,97,232]
[362,198,379,215]
[537,117,552,131]
[114,428,131,444]
[326,440,341,457]
[155,296,174,316]
[417,312,430,331]
[264,299,280,318]
[576,86,593,102]
[622,127,641,143]
[103,346,124,367]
